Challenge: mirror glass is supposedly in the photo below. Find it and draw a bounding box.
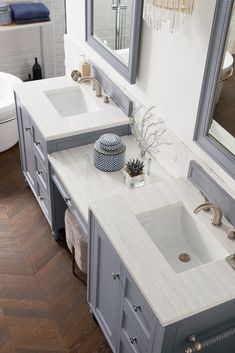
[208,5,235,156]
[92,0,133,66]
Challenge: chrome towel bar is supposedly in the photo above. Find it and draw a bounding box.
[185,326,235,352]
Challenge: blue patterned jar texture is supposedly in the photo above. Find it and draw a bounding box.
[93,134,126,172]
[0,4,12,25]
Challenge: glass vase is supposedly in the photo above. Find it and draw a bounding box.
[123,169,145,189]
[140,151,152,176]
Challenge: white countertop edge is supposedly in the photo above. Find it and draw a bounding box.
[43,119,131,142]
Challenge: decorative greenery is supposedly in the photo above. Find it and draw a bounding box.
[126,158,144,177]
[130,105,171,157]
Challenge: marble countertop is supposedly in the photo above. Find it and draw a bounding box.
[90,178,235,327]
[14,76,130,141]
[48,136,171,223]
[49,135,235,326]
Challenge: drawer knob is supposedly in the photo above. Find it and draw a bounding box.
[37,170,43,175]
[35,141,40,146]
[65,197,71,203]
[25,127,31,132]
[112,272,120,280]
[129,336,137,345]
[133,304,141,312]
[185,335,202,353]
[39,196,45,201]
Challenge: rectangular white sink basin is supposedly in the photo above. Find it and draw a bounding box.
[136,202,228,273]
[44,86,100,118]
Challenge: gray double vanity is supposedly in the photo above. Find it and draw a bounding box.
[14,0,235,352]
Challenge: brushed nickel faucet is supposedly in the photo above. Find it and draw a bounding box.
[194,202,222,226]
[78,76,102,97]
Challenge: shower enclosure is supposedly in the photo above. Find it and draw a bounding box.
[93,0,132,52]
[111,0,128,50]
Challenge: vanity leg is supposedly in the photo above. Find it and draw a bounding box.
[52,230,60,241]
[90,308,98,324]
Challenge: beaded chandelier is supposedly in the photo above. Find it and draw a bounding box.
[143,0,195,32]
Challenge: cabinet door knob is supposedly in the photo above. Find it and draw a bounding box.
[37,170,43,175]
[133,304,141,312]
[25,127,31,132]
[39,196,45,201]
[112,272,120,280]
[129,336,137,345]
[65,197,71,204]
[35,141,40,146]
[185,335,203,353]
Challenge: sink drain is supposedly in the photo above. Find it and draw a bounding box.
[179,253,191,263]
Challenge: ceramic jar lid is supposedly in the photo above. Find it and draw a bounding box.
[99,133,122,151]
[94,134,126,155]
[0,4,10,12]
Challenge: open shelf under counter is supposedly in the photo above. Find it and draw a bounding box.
[0,20,52,32]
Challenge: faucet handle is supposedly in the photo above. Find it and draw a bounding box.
[102,88,111,103]
[103,94,111,103]
[71,70,81,81]
[228,228,235,240]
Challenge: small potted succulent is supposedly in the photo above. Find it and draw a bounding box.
[124,158,145,189]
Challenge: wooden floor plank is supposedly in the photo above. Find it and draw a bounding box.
[0,145,112,353]
[0,340,17,353]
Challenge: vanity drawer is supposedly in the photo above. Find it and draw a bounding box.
[37,180,49,219]
[51,171,88,235]
[123,272,155,337]
[35,154,48,191]
[119,310,149,353]
[33,124,47,163]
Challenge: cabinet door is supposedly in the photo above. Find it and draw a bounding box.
[89,217,122,352]
[117,271,158,353]
[17,103,36,191]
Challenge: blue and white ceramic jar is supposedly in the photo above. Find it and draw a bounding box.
[0,4,12,25]
[93,134,126,172]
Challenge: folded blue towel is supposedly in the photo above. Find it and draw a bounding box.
[10,3,50,20]
[15,16,50,24]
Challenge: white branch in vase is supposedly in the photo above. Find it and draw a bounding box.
[131,105,171,157]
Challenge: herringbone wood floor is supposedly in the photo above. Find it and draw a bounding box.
[0,145,112,353]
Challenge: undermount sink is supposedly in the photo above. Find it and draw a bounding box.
[136,202,228,273]
[44,86,100,118]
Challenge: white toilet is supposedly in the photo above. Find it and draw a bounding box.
[0,72,22,153]
[0,72,22,152]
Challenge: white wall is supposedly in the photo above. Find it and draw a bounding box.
[64,0,235,195]
[0,0,65,80]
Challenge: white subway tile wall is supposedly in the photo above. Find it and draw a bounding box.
[0,0,65,80]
